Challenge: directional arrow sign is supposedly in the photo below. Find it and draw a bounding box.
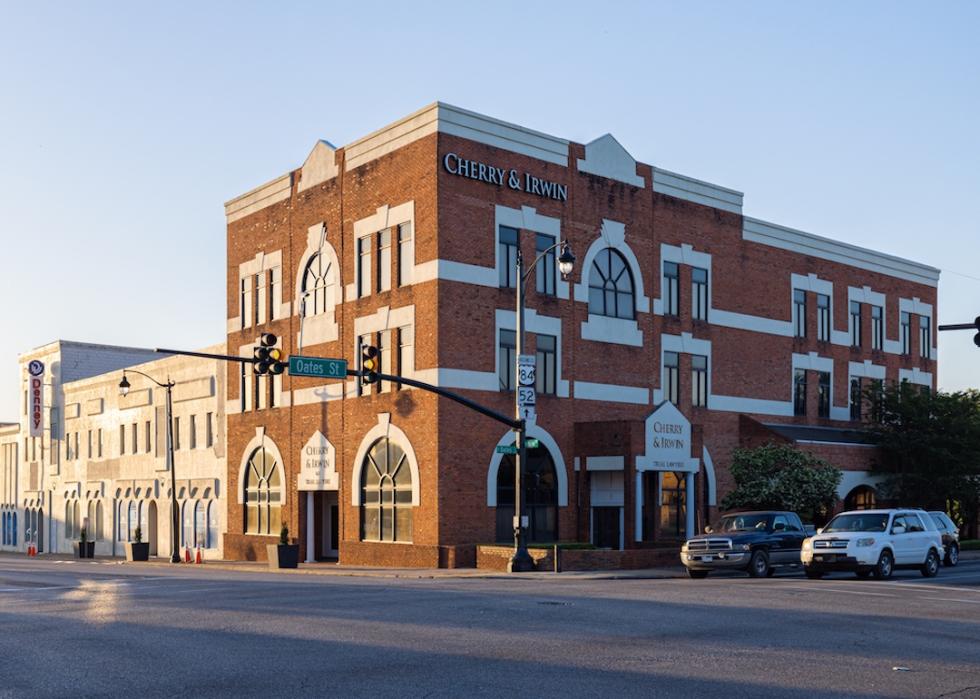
[288,356,348,379]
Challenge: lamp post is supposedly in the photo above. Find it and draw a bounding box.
[119,370,180,564]
[509,240,575,572]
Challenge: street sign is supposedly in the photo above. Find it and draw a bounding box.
[518,354,535,386]
[520,405,536,422]
[496,445,518,455]
[525,438,540,448]
[288,355,348,379]
[518,386,536,406]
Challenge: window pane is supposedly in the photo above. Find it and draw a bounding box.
[395,507,413,543]
[664,352,678,368]
[363,506,379,541]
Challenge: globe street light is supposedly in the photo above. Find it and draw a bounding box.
[119,369,180,564]
[509,239,575,572]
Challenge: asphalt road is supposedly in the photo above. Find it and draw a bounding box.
[0,556,978,698]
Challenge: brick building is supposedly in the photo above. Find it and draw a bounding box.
[223,102,939,567]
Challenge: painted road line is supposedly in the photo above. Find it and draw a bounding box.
[779,585,898,597]
[921,596,980,605]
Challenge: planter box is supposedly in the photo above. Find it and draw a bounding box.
[125,542,150,562]
[74,541,95,559]
[267,544,300,570]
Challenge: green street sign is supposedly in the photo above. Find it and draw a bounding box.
[495,445,518,455]
[288,355,348,379]
[525,438,540,448]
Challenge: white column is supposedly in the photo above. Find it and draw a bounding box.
[634,471,643,542]
[685,471,696,539]
[305,491,315,563]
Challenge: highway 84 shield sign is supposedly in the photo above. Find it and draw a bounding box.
[518,354,535,386]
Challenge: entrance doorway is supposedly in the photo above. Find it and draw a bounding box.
[592,507,621,549]
[319,491,339,559]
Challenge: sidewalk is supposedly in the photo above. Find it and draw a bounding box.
[1,550,686,580]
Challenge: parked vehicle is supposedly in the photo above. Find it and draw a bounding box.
[801,509,943,580]
[681,511,807,579]
[928,511,960,567]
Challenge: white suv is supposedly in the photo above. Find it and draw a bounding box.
[801,509,943,580]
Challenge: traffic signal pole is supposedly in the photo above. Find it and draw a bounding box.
[937,315,980,347]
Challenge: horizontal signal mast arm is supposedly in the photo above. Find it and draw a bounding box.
[937,323,977,331]
[155,347,256,364]
[354,370,522,431]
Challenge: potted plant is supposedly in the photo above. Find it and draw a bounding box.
[267,524,299,569]
[75,527,96,558]
[125,526,150,562]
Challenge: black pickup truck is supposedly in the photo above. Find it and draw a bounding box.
[680,511,808,578]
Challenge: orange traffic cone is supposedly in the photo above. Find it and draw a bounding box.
[195,548,202,564]
[30,545,35,556]
[184,546,191,563]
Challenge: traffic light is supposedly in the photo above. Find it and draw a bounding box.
[975,316,980,348]
[360,344,380,385]
[253,333,285,375]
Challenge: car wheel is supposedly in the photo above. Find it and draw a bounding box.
[873,550,894,580]
[804,567,823,580]
[944,543,959,567]
[921,549,940,578]
[856,571,871,579]
[747,550,769,578]
[687,569,709,579]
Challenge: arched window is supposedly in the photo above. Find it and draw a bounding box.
[12,512,16,547]
[845,485,877,511]
[2,512,7,545]
[588,248,635,320]
[24,508,31,545]
[95,502,104,541]
[74,502,80,540]
[495,445,558,543]
[244,446,282,536]
[182,501,193,547]
[301,252,335,317]
[87,501,95,539]
[194,500,206,548]
[117,502,125,541]
[360,438,413,543]
[128,501,138,541]
[65,501,73,540]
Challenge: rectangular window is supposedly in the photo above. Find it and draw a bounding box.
[379,329,392,393]
[255,271,266,325]
[97,428,103,458]
[663,261,679,316]
[535,233,556,296]
[119,425,126,456]
[189,415,197,450]
[173,417,181,450]
[145,421,151,454]
[240,362,250,412]
[817,293,830,342]
[691,354,707,408]
[498,329,516,391]
[397,325,414,383]
[793,369,807,417]
[240,277,250,329]
[850,301,862,347]
[691,267,708,321]
[270,265,282,320]
[871,305,883,350]
[793,289,807,338]
[377,228,392,293]
[87,430,92,459]
[131,422,138,454]
[498,226,519,288]
[919,315,931,359]
[871,379,884,422]
[206,413,214,448]
[357,235,371,297]
[535,334,557,395]
[397,222,413,286]
[850,377,862,421]
[663,351,679,405]
[900,311,911,354]
[817,371,831,418]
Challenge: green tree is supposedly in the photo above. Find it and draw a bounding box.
[721,443,842,522]
[865,383,980,529]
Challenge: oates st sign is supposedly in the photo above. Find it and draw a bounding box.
[443,152,568,202]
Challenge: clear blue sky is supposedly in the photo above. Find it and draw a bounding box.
[1,1,977,420]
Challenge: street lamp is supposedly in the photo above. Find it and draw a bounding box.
[119,369,181,564]
[509,240,575,572]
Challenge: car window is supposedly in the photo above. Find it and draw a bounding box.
[906,513,926,532]
[716,514,770,532]
[788,514,805,532]
[892,515,914,533]
[824,513,888,533]
[773,515,788,531]
[931,514,946,530]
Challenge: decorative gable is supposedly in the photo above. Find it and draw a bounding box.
[576,133,645,188]
[298,140,339,192]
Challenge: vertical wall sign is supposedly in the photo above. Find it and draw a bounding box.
[28,360,44,438]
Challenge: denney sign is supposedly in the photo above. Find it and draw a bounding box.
[443,153,568,202]
[28,360,44,438]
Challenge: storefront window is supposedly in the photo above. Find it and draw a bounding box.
[660,471,686,538]
[360,438,413,543]
[244,446,282,536]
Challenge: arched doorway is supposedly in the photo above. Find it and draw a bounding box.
[845,485,877,511]
[147,501,158,556]
[495,446,558,544]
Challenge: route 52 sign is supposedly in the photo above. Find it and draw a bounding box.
[518,354,535,386]
[518,386,536,406]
